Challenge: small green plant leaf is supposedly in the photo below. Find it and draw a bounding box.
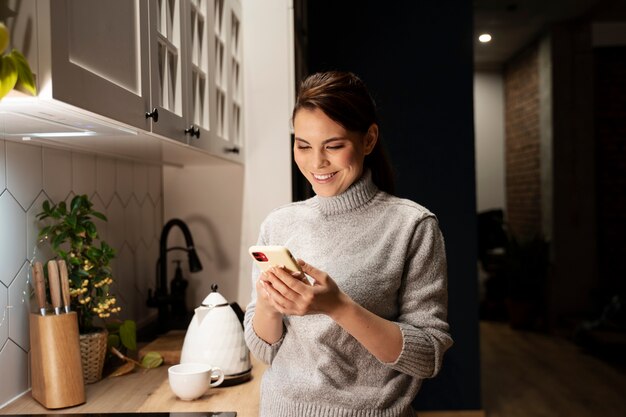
[119,320,137,351]
[140,351,164,369]
[92,211,107,221]
[8,50,36,96]
[0,55,18,100]
[107,333,120,349]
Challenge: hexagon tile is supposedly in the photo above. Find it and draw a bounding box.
[0,144,163,407]
[5,141,42,211]
[0,192,26,286]
[0,140,6,192]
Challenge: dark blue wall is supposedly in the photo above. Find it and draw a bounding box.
[303,1,481,411]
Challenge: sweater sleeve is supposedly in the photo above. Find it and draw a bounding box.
[385,216,453,378]
[243,301,285,364]
[243,228,286,364]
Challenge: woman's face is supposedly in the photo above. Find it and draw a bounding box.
[293,107,377,197]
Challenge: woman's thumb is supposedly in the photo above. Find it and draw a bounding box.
[298,259,321,283]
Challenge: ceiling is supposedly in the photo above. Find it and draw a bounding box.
[473,0,602,69]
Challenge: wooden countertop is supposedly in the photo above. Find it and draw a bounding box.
[1,335,266,416]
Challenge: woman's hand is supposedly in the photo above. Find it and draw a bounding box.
[260,259,350,317]
[262,259,403,363]
[251,273,284,345]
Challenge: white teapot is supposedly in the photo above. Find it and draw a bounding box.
[180,284,251,376]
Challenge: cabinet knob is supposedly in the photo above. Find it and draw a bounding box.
[224,146,240,154]
[185,125,200,138]
[145,108,159,122]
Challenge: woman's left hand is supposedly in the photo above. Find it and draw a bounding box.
[260,259,349,317]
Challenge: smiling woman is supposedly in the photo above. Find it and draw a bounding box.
[293,107,377,197]
[243,70,453,417]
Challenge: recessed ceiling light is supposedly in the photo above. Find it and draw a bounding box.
[479,33,492,43]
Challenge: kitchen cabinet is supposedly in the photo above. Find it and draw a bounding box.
[161,0,244,161]
[4,0,243,163]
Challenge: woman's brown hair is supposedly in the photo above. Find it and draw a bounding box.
[292,71,395,195]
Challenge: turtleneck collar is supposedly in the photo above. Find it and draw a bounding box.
[311,170,379,216]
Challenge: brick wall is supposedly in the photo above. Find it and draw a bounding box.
[594,46,626,294]
[504,45,542,240]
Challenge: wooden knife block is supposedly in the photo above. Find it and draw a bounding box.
[29,312,86,409]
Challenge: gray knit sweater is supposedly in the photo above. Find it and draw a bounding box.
[244,171,453,417]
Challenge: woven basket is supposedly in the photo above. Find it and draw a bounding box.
[79,329,108,384]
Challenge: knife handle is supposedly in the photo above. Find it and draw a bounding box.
[32,262,47,315]
[57,260,72,313]
[47,260,62,315]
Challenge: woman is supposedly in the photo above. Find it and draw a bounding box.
[244,71,453,417]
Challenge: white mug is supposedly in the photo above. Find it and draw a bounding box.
[168,363,225,401]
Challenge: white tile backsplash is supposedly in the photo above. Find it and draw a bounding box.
[0,284,7,348]
[0,141,6,192]
[8,262,30,351]
[6,142,42,210]
[71,153,96,197]
[125,196,141,249]
[42,147,72,204]
[96,156,116,205]
[0,192,26,286]
[106,194,126,253]
[116,160,133,205]
[0,340,29,408]
[148,165,161,204]
[0,141,163,407]
[132,163,149,201]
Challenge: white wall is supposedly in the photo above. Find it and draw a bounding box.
[163,163,244,308]
[238,0,295,306]
[474,71,506,213]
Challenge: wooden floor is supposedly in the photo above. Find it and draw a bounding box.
[480,321,626,417]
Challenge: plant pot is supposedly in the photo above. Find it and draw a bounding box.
[79,329,108,384]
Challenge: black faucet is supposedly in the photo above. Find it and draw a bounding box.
[147,218,203,333]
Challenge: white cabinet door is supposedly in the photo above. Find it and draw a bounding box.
[49,0,151,131]
[147,0,188,143]
[188,0,243,163]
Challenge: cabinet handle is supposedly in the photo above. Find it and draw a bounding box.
[145,108,159,122]
[185,125,200,138]
[224,146,240,154]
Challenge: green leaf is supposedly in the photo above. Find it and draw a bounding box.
[92,211,108,221]
[85,221,97,239]
[141,351,164,369]
[66,214,78,229]
[70,195,83,213]
[76,268,90,277]
[43,200,51,213]
[7,50,36,96]
[51,231,68,249]
[0,54,18,100]
[86,246,102,260]
[107,333,121,349]
[69,256,81,266]
[119,320,137,351]
[38,225,51,239]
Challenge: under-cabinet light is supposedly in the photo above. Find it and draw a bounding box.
[28,131,97,138]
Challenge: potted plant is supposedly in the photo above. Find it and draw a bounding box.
[37,195,161,382]
[503,233,550,330]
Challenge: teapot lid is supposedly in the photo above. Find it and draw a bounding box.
[201,284,229,307]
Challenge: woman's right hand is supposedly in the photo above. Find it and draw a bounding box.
[255,273,283,317]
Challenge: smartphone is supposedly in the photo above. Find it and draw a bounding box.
[248,245,314,285]
[249,245,302,273]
